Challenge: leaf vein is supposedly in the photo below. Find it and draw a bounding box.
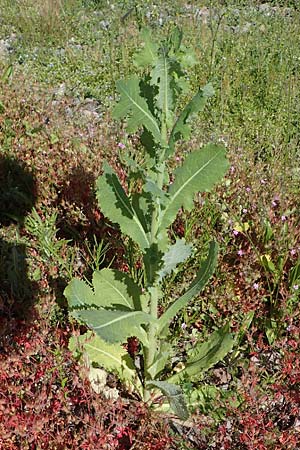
[170,150,221,203]
[120,84,160,136]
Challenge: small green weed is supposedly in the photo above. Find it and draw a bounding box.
[25,207,73,279]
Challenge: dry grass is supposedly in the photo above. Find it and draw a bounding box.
[3,0,80,44]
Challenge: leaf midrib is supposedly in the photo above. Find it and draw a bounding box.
[163,55,169,120]
[86,342,122,365]
[110,174,150,249]
[100,272,132,309]
[157,242,217,331]
[92,311,149,329]
[119,81,160,138]
[161,149,222,223]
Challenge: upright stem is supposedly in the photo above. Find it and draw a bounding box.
[143,183,163,401]
[143,119,168,402]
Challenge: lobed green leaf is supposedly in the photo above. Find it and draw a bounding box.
[157,241,218,332]
[71,308,152,345]
[65,268,141,311]
[168,324,234,383]
[69,331,138,386]
[159,144,229,231]
[158,238,192,281]
[96,162,150,251]
[113,77,161,143]
[167,84,215,158]
[92,269,141,310]
[146,380,189,420]
[134,28,158,68]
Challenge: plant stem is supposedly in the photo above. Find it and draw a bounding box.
[143,101,169,401]
[143,284,159,402]
[143,170,164,401]
[143,140,168,401]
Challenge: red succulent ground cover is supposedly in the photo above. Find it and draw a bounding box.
[0,315,175,449]
[1,312,300,448]
[214,329,300,450]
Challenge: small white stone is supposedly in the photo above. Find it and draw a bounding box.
[88,367,107,394]
[102,387,119,401]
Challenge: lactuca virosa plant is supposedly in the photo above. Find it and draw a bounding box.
[64,28,233,420]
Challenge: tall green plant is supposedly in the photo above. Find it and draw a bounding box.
[64,28,232,419]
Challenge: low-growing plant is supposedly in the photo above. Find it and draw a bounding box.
[230,208,300,344]
[65,27,233,419]
[25,207,74,280]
